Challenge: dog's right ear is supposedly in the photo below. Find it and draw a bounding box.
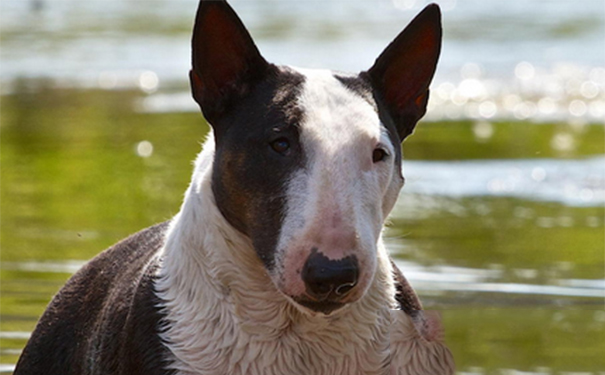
[190,0,271,124]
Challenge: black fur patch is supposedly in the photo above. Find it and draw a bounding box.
[211,66,306,270]
[391,259,422,314]
[14,222,175,375]
[333,73,375,107]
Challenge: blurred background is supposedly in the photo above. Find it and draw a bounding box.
[1,0,604,373]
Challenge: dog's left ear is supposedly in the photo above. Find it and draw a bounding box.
[189,0,271,125]
[367,4,442,142]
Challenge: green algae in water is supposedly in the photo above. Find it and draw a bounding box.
[1,86,604,372]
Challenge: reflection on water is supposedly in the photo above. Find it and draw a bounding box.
[1,0,605,124]
[1,88,604,373]
[403,157,605,206]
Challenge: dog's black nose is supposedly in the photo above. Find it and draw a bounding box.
[301,249,359,301]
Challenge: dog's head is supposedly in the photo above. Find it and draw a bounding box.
[190,0,441,315]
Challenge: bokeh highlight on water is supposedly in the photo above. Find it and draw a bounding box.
[2,0,605,122]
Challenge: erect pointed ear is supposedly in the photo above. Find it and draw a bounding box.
[367,4,442,142]
[189,0,271,124]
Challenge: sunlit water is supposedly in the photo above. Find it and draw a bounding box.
[2,0,605,122]
[403,156,605,206]
[1,0,604,374]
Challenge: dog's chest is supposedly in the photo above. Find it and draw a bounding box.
[165,304,391,375]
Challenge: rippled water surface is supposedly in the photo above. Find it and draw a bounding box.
[1,1,604,374]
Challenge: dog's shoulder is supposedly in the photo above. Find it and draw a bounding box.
[14,222,175,375]
[390,259,423,313]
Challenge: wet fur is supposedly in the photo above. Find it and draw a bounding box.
[14,1,454,374]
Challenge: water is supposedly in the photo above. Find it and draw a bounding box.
[403,157,605,206]
[2,0,605,121]
[1,1,604,374]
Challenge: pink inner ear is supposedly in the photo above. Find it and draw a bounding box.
[382,26,440,110]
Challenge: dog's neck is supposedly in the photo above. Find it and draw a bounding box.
[155,136,396,375]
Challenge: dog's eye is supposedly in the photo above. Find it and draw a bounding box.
[372,148,388,163]
[270,137,290,155]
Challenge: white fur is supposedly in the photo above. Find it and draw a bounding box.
[153,68,449,375]
[155,134,395,375]
[274,69,403,304]
[390,311,455,375]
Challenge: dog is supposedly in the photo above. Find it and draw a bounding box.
[14,1,454,374]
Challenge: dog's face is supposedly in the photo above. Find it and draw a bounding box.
[190,0,441,315]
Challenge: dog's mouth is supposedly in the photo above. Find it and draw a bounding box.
[292,297,346,315]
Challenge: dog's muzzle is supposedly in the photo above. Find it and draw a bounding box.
[295,249,359,315]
